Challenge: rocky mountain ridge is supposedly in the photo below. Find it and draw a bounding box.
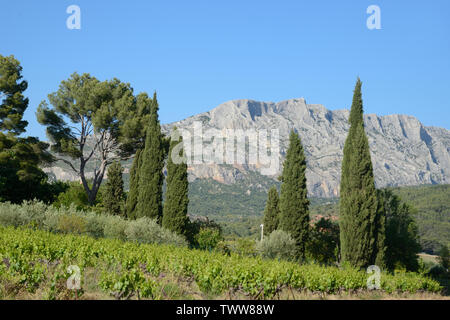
[44,98,450,198]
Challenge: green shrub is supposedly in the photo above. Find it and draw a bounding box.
[84,214,107,238]
[195,227,223,250]
[0,200,48,227]
[53,183,89,210]
[256,230,297,261]
[125,217,187,247]
[0,201,187,248]
[57,214,87,234]
[103,215,128,241]
[215,241,231,256]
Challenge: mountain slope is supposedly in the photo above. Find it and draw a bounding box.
[161,98,450,197]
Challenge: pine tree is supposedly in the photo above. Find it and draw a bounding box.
[0,55,29,136]
[126,149,142,219]
[279,130,310,260]
[0,55,53,203]
[136,93,164,222]
[162,128,189,236]
[263,186,280,236]
[339,78,379,269]
[103,161,125,216]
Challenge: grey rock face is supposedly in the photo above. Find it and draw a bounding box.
[161,98,450,197]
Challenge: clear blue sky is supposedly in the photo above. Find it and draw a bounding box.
[1,0,449,140]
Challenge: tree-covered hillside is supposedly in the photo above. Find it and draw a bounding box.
[187,179,449,253]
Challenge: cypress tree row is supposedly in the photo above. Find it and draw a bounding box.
[103,161,125,216]
[279,130,310,260]
[126,148,142,219]
[136,93,164,223]
[339,78,380,269]
[162,128,190,236]
[263,186,280,236]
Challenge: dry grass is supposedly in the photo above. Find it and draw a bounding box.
[418,253,439,265]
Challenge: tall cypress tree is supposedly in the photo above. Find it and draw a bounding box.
[136,93,164,222]
[339,78,379,269]
[162,128,189,236]
[103,161,125,216]
[126,148,142,219]
[279,130,310,260]
[263,186,280,236]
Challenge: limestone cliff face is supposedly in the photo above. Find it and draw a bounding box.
[162,98,450,197]
[44,98,450,198]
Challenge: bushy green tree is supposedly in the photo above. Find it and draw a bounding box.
[0,55,55,203]
[53,182,90,210]
[103,161,125,216]
[136,93,164,222]
[307,217,340,265]
[195,228,223,251]
[125,149,142,219]
[263,186,280,236]
[37,73,150,205]
[378,189,421,271]
[256,230,297,261]
[339,78,380,269]
[279,130,310,260]
[162,128,189,236]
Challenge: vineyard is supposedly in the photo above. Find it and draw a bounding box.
[0,225,444,300]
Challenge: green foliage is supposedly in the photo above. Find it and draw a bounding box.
[56,215,87,234]
[379,189,421,272]
[0,225,443,299]
[0,55,56,204]
[136,93,164,222]
[390,184,450,254]
[0,55,28,136]
[162,129,189,236]
[262,186,280,236]
[279,130,310,260]
[195,228,223,251]
[256,230,297,261]
[102,161,125,216]
[125,149,141,219]
[339,78,380,269]
[307,218,340,265]
[53,182,90,210]
[124,217,187,247]
[36,72,150,204]
[0,201,187,247]
[438,246,449,270]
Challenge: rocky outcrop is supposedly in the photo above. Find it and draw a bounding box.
[162,98,450,197]
[43,98,450,198]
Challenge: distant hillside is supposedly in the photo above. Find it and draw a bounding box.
[189,180,449,253]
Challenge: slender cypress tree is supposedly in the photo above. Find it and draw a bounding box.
[136,93,164,222]
[162,128,189,236]
[339,78,379,269]
[103,161,125,216]
[126,148,142,219]
[263,186,280,236]
[279,130,310,260]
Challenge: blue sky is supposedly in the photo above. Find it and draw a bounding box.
[1,0,449,140]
